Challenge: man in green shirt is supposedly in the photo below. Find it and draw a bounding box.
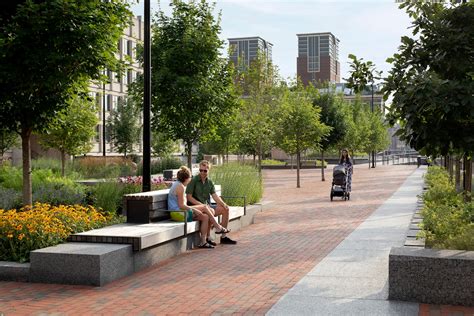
[186,160,237,245]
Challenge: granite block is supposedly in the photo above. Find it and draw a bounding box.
[389,246,474,306]
[29,243,133,286]
[0,261,30,282]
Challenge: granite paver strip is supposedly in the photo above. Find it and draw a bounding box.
[1,164,465,315]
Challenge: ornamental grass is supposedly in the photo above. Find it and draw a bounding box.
[0,203,122,262]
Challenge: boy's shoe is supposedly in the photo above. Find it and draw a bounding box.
[206,239,217,246]
[220,236,237,244]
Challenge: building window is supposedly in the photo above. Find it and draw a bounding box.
[127,70,133,85]
[95,125,100,142]
[308,36,320,72]
[127,40,133,57]
[117,38,122,54]
[107,95,112,111]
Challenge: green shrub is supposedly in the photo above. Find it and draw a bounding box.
[31,157,63,174]
[136,157,183,175]
[420,166,474,250]
[0,203,124,262]
[31,158,82,179]
[0,165,22,190]
[33,182,86,206]
[261,159,286,166]
[73,156,137,179]
[212,163,263,206]
[92,182,124,214]
[0,187,21,210]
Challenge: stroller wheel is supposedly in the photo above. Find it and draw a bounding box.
[348,193,350,200]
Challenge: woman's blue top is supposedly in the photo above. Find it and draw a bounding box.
[167,181,181,211]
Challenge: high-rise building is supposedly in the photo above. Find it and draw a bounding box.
[297,32,340,85]
[228,36,273,69]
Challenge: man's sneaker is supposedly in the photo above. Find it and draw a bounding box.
[206,239,217,246]
[220,236,237,245]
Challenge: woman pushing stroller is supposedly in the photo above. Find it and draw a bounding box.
[339,149,353,193]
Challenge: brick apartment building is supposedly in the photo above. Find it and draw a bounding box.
[297,32,340,85]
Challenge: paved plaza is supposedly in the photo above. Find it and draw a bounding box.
[1,164,473,315]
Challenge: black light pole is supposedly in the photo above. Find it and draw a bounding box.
[142,0,151,192]
[102,71,106,157]
[371,82,375,168]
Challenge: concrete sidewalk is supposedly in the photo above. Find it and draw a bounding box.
[268,167,425,315]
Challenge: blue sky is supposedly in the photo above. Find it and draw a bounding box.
[131,0,413,82]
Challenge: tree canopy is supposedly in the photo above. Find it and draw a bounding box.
[384,1,474,156]
[40,97,98,176]
[274,87,330,188]
[0,0,132,204]
[108,98,141,158]
[132,0,237,169]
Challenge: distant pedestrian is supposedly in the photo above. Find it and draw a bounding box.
[339,149,353,192]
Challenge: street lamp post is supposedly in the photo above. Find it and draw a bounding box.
[142,0,151,192]
[102,70,106,157]
[371,82,375,168]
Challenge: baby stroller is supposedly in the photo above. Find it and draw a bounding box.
[330,165,350,201]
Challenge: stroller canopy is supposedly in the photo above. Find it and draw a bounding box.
[333,164,346,176]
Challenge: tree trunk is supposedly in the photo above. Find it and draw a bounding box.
[448,155,454,180]
[321,150,325,181]
[455,156,461,192]
[296,150,301,188]
[463,155,472,202]
[186,142,192,171]
[21,127,33,206]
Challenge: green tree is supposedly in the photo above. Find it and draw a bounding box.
[0,128,18,165]
[151,131,180,158]
[345,54,382,167]
[312,85,348,181]
[384,1,474,194]
[132,0,237,170]
[274,88,331,188]
[40,97,98,176]
[339,97,371,159]
[232,51,280,170]
[200,107,239,162]
[0,0,131,205]
[364,109,391,162]
[108,98,141,158]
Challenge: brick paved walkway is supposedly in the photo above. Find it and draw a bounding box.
[0,164,472,315]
